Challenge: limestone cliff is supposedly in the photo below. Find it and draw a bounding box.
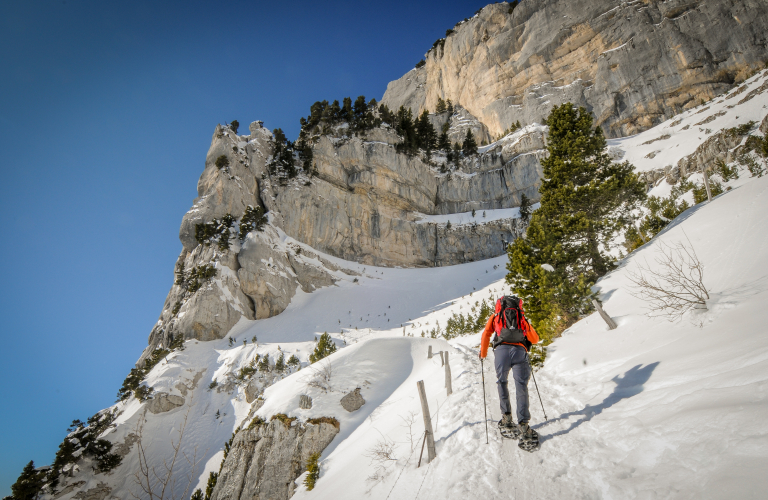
[210,418,339,500]
[139,116,540,354]
[382,0,768,138]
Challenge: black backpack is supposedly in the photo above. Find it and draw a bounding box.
[492,295,530,350]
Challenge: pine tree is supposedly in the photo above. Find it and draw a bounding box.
[436,97,447,113]
[415,110,437,155]
[309,332,337,363]
[438,130,451,152]
[506,103,646,339]
[229,120,239,134]
[341,97,353,123]
[462,129,478,156]
[191,489,204,500]
[452,142,462,165]
[446,99,454,114]
[274,352,285,372]
[11,461,45,500]
[519,193,532,224]
[205,471,218,500]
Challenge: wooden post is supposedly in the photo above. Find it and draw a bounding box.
[439,351,444,366]
[702,167,712,202]
[592,299,618,330]
[428,345,433,359]
[444,351,452,396]
[416,380,436,464]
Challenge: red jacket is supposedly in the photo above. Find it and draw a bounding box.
[479,299,539,358]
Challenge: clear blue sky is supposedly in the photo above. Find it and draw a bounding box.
[0,0,495,494]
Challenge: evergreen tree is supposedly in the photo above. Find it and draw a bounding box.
[436,97,447,113]
[191,489,204,500]
[519,193,532,224]
[341,97,353,123]
[205,472,218,500]
[462,129,478,156]
[11,461,45,500]
[229,120,239,134]
[415,110,437,155]
[452,142,462,166]
[438,130,451,152]
[274,352,286,372]
[309,332,337,363]
[505,103,646,339]
[446,99,454,113]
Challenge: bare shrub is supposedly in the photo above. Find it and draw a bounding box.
[399,411,419,452]
[627,235,709,321]
[131,407,201,500]
[305,360,333,393]
[365,435,397,481]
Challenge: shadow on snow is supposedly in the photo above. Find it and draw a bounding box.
[535,362,660,443]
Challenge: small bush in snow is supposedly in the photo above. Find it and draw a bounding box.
[693,179,723,204]
[270,413,297,427]
[304,452,321,491]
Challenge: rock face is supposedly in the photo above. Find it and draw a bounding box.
[263,126,540,267]
[382,0,768,138]
[210,419,339,500]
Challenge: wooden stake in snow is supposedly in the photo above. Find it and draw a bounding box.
[444,351,453,396]
[428,345,433,359]
[439,351,444,366]
[592,299,618,330]
[702,167,713,202]
[416,380,436,465]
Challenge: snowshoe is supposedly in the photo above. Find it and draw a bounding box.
[498,419,521,439]
[518,425,540,453]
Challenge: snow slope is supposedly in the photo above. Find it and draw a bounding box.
[270,176,768,500]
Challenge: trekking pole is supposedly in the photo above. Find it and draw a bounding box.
[480,357,489,444]
[528,357,547,421]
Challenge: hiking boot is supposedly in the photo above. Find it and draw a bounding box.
[500,414,515,428]
[518,421,530,435]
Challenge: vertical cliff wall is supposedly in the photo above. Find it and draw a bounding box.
[382,0,768,138]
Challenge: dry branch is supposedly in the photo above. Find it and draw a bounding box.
[627,235,709,321]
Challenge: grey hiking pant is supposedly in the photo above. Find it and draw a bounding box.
[494,344,531,423]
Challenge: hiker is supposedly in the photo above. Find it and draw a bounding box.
[479,295,540,439]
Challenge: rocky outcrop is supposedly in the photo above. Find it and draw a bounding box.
[210,418,339,500]
[146,392,184,414]
[299,395,312,409]
[382,1,768,138]
[638,126,755,187]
